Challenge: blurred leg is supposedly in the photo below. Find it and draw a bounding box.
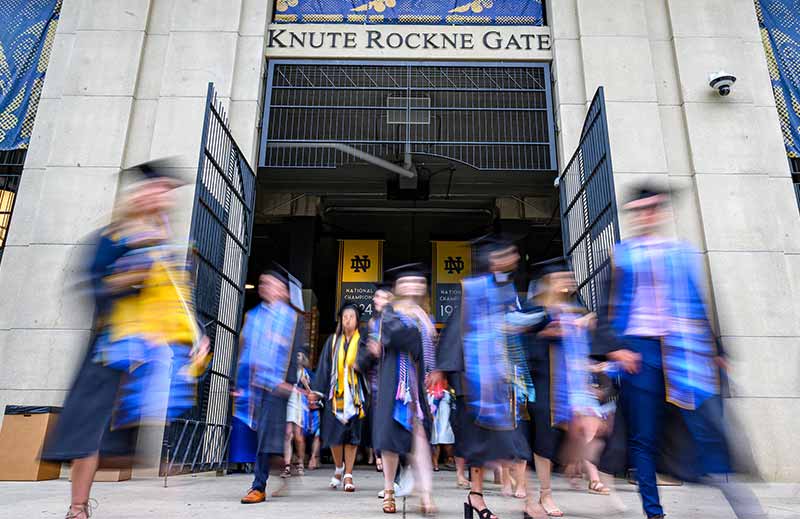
[412,421,434,507]
[293,424,306,471]
[344,444,357,474]
[70,454,99,517]
[283,423,294,468]
[624,386,664,518]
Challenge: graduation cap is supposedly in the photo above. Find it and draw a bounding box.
[126,157,191,187]
[624,183,671,209]
[531,256,571,277]
[384,262,430,284]
[338,301,362,321]
[262,262,304,311]
[374,281,394,293]
[471,232,515,254]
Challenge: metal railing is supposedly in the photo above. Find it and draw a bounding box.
[161,83,256,480]
[557,87,620,312]
[260,61,556,172]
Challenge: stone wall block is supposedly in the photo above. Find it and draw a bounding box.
[240,0,269,36]
[673,37,753,105]
[770,178,800,254]
[547,0,579,40]
[581,36,658,103]
[726,398,800,481]
[650,40,682,106]
[123,100,159,168]
[160,32,238,98]
[150,96,217,166]
[724,337,800,399]
[146,0,175,35]
[745,41,778,108]
[229,100,259,165]
[668,175,706,250]
[135,34,170,100]
[695,174,781,252]
[667,0,761,41]
[48,96,134,167]
[555,103,587,168]
[659,105,692,175]
[64,30,145,97]
[22,98,59,170]
[40,32,76,100]
[0,330,91,393]
[605,101,667,174]
[683,103,784,175]
[644,0,672,40]
[5,169,44,247]
[55,0,85,35]
[577,0,647,37]
[0,244,97,330]
[552,38,586,106]
[77,0,151,31]
[708,251,799,337]
[31,167,118,244]
[231,36,265,102]
[170,0,242,32]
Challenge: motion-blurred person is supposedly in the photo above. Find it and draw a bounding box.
[359,283,393,474]
[310,303,367,492]
[284,352,313,477]
[525,258,606,517]
[360,265,437,514]
[594,185,766,519]
[42,161,209,519]
[235,268,306,504]
[428,381,455,473]
[431,235,543,519]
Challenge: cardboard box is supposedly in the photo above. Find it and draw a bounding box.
[0,406,62,481]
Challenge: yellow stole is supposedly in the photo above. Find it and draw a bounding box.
[333,330,363,416]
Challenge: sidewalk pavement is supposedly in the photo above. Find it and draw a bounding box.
[2,467,799,518]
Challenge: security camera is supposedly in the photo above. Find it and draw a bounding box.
[708,71,737,96]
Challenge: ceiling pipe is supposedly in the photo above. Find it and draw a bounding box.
[266,142,416,179]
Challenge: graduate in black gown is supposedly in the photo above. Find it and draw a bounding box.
[359,264,437,514]
[431,235,542,519]
[235,268,306,504]
[310,303,367,493]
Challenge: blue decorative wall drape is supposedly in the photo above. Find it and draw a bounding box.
[0,0,60,151]
[757,0,800,158]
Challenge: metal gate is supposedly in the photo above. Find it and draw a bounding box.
[162,83,257,478]
[558,87,620,311]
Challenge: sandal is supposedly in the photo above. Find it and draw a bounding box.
[383,489,396,513]
[295,463,305,477]
[343,473,355,492]
[281,464,292,478]
[588,480,611,495]
[65,499,97,518]
[329,466,344,489]
[464,491,497,519]
[539,489,564,518]
[418,495,438,517]
[376,458,383,472]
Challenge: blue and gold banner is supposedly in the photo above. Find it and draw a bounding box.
[0,0,61,151]
[757,0,800,158]
[274,0,544,25]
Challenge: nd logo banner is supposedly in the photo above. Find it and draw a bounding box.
[432,241,471,323]
[337,240,383,321]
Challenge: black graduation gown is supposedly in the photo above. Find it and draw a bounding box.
[357,307,431,455]
[437,305,527,466]
[256,314,306,455]
[312,333,365,448]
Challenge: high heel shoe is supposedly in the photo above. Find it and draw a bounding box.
[464,491,498,519]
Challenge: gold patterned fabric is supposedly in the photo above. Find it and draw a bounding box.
[272,0,543,25]
[756,0,800,158]
[0,0,60,151]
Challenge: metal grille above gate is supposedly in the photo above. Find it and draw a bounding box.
[260,61,556,172]
[162,83,256,478]
[558,87,619,312]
